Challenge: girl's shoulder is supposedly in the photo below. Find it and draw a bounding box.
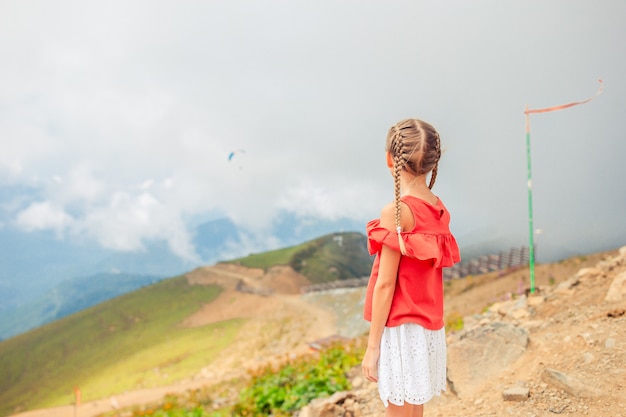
[379,200,415,232]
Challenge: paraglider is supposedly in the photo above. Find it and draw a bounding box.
[228,149,245,162]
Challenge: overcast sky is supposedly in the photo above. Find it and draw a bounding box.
[1,1,625,263]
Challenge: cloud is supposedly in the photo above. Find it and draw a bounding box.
[1,1,625,262]
[16,201,73,236]
[79,190,199,261]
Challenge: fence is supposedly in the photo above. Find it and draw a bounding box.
[443,246,530,280]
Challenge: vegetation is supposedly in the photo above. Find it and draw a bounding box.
[233,341,363,416]
[228,245,302,270]
[98,341,365,417]
[229,232,372,284]
[0,277,241,416]
[445,311,464,333]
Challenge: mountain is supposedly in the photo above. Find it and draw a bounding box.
[0,272,161,339]
[0,228,107,310]
[229,231,373,284]
[0,230,374,415]
[0,214,366,340]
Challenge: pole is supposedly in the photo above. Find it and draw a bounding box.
[523,79,603,294]
[525,106,536,293]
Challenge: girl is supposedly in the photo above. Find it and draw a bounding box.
[362,118,461,417]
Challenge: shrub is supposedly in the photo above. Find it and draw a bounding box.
[445,311,464,333]
[232,342,363,416]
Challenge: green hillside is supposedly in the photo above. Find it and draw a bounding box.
[0,231,372,416]
[229,231,372,282]
[0,276,235,416]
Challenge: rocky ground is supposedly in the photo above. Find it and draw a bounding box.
[10,246,626,417]
[305,246,626,417]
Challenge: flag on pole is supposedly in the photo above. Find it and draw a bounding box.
[523,79,604,294]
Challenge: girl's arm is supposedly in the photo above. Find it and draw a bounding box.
[362,203,402,382]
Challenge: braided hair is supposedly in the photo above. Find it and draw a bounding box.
[385,119,442,254]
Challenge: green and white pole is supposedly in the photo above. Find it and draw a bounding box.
[523,79,603,294]
[525,106,536,294]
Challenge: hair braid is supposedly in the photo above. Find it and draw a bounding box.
[391,128,407,255]
[386,119,443,253]
[428,164,438,189]
[427,131,442,189]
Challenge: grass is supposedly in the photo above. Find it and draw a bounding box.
[0,276,244,416]
[229,244,302,270]
[228,232,372,284]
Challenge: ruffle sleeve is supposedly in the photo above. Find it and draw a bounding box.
[366,219,461,268]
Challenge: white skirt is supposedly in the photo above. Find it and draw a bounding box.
[377,323,447,407]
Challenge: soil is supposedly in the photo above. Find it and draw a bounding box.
[8,247,626,417]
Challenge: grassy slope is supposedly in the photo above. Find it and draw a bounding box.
[230,231,372,283]
[0,231,372,416]
[0,276,241,416]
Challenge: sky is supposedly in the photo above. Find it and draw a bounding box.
[1,0,625,264]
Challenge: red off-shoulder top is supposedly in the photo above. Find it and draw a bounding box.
[363,195,461,330]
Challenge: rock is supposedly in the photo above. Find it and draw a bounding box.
[605,271,626,302]
[576,267,602,280]
[447,322,529,398]
[527,296,545,307]
[502,386,530,401]
[513,295,528,310]
[492,300,512,316]
[510,308,530,319]
[577,333,594,347]
[605,338,616,349]
[541,368,601,398]
[556,277,579,294]
[300,392,356,417]
[583,352,595,364]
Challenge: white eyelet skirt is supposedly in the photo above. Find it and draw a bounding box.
[377,323,447,407]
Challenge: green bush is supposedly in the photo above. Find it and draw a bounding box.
[232,342,363,416]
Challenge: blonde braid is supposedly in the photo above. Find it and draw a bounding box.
[427,131,442,189]
[391,127,407,255]
[385,118,443,252]
[428,164,438,189]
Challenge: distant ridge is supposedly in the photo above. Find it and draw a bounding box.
[0,231,372,341]
[0,272,162,340]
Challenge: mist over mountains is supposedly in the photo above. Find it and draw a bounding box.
[0,212,364,339]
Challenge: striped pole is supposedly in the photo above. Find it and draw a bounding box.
[523,79,603,293]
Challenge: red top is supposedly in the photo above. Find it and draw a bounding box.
[363,196,461,330]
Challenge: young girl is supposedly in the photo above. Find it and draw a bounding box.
[362,118,460,417]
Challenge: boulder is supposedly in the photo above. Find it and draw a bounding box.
[541,368,601,398]
[447,322,529,398]
[605,271,626,302]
